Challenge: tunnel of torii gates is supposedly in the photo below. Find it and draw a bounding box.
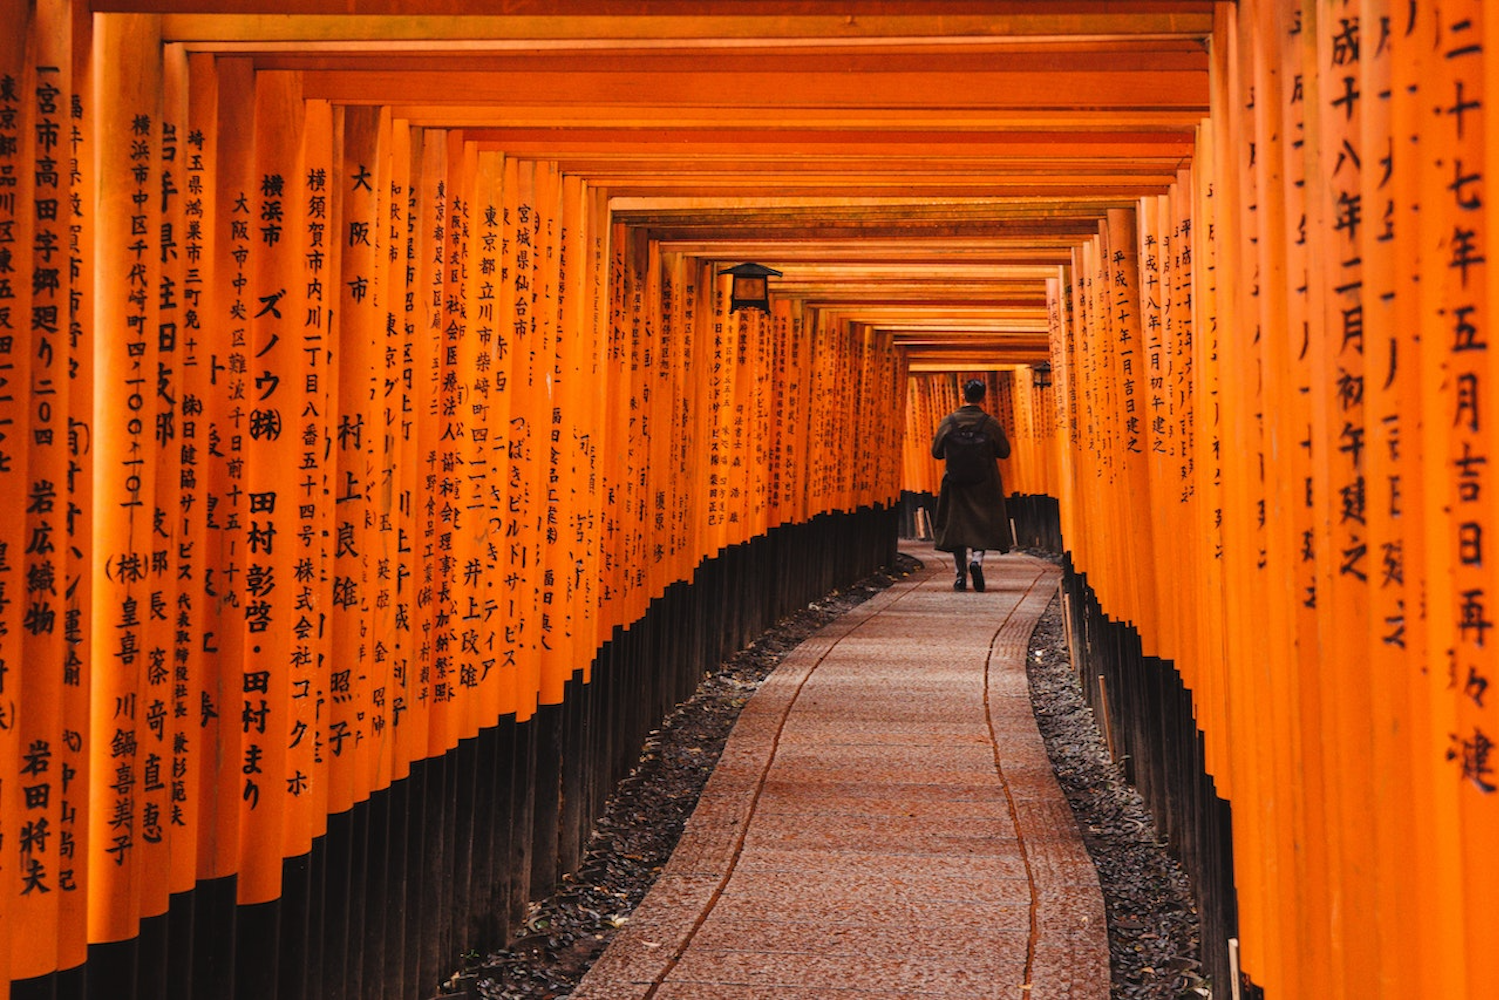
[1,1,1497,999]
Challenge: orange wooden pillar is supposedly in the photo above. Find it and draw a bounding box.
[87,11,169,951]
[555,174,597,684]
[1105,208,1161,650]
[527,159,568,707]
[637,237,668,606]
[1307,4,1375,992]
[232,65,307,911]
[1074,228,1119,623]
[473,149,517,715]
[784,296,814,527]
[1047,269,1081,561]
[724,298,755,542]
[330,103,385,813]
[1465,3,1499,992]
[443,132,483,733]
[1359,0,1423,992]
[1064,244,1098,585]
[1213,2,1276,986]
[676,254,705,579]
[1166,174,1202,697]
[778,304,799,516]
[1251,3,1321,988]
[0,4,91,989]
[578,183,612,681]
[195,51,253,907]
[1189,116,1229,787]
[0,5,27,986]
[1423,3,1494,996]
[400,126,440,759]
[156,40,196,922]
[3,1,54,987]
[1137,196,1174,659]
[594,219,628,648]
[617,224,648,627]
[381,118,422,788]
[61,3,96,981]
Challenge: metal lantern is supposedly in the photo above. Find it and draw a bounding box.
[1032,361,1053,389]
[720,262,782,313]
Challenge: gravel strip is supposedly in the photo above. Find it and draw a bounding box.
[1023,568,1206,1000]
[450,553,1203,1000]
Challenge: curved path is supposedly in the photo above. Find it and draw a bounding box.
[572,550,1108,1000]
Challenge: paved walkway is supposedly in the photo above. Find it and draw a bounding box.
[572,549,1108,1000]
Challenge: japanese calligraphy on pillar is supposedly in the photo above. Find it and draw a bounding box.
[0,69,22,781]
[87,19,174,941]
[0,47,27,983]
[1425,3,1494,795]
[408,129,444,742]
[1268,2,1317,630]
[1318,3,1370,607]
[443,138,489,716]
[784,298,809,522]
[382,120,416,775]
[466,150,503,718]
[1142,204,1172,473]
[500,157,539,719]
[193,55,254,886]
[476,150,514,717]
[706,273,728,535]
[596,222,626,621]
[236,71,309,902]
[1169,180,1195,506]
[767,298,789,523]
[1367,0,1416,684]
[333,106,384,807]
[21,53,83,937]
[4,26,75,967]
[169,71,210,893]
[529,162,567,699]
[287,99,331,836]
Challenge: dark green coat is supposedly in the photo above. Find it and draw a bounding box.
[929,404,1013,554]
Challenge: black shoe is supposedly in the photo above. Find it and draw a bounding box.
[969,561,985,592]
[953,572,966,592]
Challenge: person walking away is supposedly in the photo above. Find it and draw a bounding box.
[929,378,1013,591]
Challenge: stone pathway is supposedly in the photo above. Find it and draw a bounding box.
[571,552,1107,1000]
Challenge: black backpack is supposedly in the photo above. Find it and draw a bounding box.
[943,416,992,486]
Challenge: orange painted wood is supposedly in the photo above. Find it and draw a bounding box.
[1420,3,1492,996]
[6,7,1499,997]
[86,12,166,944]
[101,2,1217,21]
[382,116,422,782]
[299,65,1208,114]
[331,102,384,814]
[58,1,96,975]
[1358,2,1421,993]
[233,65,306,906]
[3,0,46,983]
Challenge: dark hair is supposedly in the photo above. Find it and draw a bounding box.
[963,378,986,402]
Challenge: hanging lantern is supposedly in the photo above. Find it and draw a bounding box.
[1032,361,1053,389]
[720,262,782,313]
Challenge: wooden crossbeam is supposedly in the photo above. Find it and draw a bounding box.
[122,3,1210,377]
[119,3,1215,32]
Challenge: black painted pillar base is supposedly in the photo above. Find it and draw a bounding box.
[9,504,901,1000]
